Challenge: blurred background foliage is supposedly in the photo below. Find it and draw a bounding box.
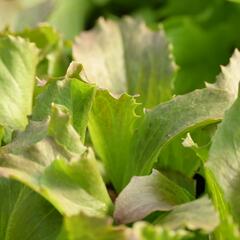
[1,0,240,94]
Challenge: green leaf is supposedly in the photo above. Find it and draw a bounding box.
[18,24,70,77]
[129,222,193,240]
[207,49,240,102]
[90,86,232,191]
[0,105,111,217]
[210,213,240,240]
[114,170,193,224]
[89,90,141,191]
[49,0,94,39]
[73,17,175,108]
[19,24,60,56]
[155,134,201,177]
[48,104,86,155]
[182,133,210,163]
[205,95,240,239]
[33,62,96,141]
[0,36,39,130]
[89,49,240,191]
[58,214,125,240]
[159,169,196,197]
[15,0,54,31]
[155,196,219,233]
[159,0,211,18]
[156,120,216,178]
[0,178,62,240]
[164,2,240,94]
[206,95,240,220]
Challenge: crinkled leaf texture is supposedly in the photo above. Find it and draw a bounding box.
[89,49,240,192]
[19,24,70,77]
[0,178,62,240]
[73,17,175,108]
[0,104,111,217]
[0,35,39,130]
[33,62,96,141]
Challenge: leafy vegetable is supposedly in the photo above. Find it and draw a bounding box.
[33,62,96,140]
[154,196,219,233]
[0,35,39,130]
[73,17,175,108]
[114,170,193,224]
[58,214,125,240]
[205,95,240,238]
[0,179,62,240]
[1,2,240,239]
[0,104,111,217]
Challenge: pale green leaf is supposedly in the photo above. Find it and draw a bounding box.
[73,17,175,108]
[58,214,125,240]
[205,95,240,239]
[206,96,240,221]
[114,170,193,224]
[129,222,193,240]
[89,48,240,191]
[0,105,111,217]
[0,178,62,240]
[155,196,219,233]
[33,62,96,141]
[0,36,39,129]
[18,24,71,77]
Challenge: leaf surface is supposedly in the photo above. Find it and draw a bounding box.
[205,95,240,239]
[0,36,39,129]
[114,170,193,224]
[73,17,175,108]
[155,197,219,233]
[0,105,111,217]
[33,62,96,141]
[89,49,240,191]
[58,214,125,240]
[0,178,62,240]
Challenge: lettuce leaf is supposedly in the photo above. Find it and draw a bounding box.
[0,36,39,130]
[88,49,240,191]
[0,104,111,217]
[73,17,176,108]
[0,178,62,240]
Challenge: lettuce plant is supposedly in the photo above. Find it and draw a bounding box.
[0,10,240,240]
